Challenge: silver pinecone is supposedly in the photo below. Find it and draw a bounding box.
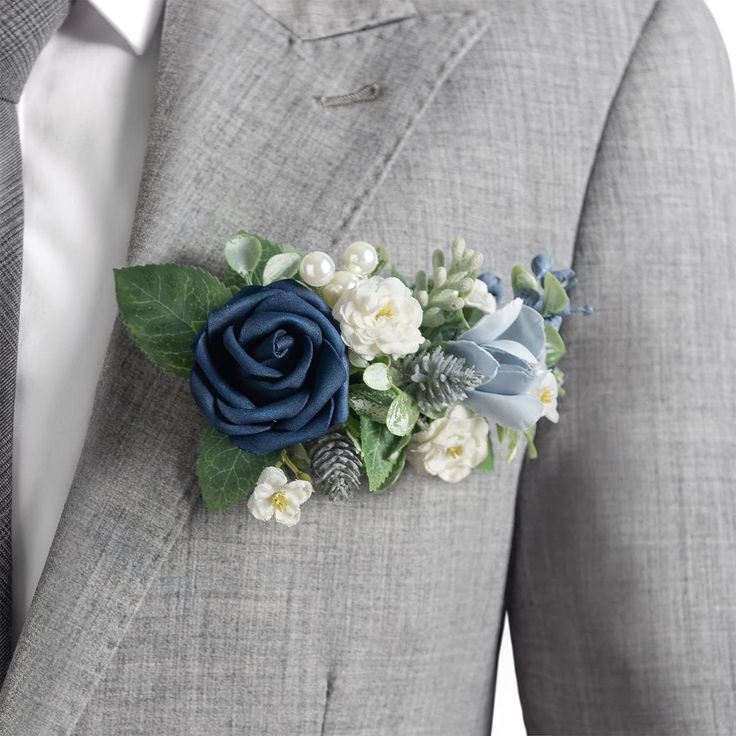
[400,347,486,413]
[309,431,362,502]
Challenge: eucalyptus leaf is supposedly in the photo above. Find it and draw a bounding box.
[385,391,420,437]
[224,263,248,290]
[114,264,231,377]
[262,252,301,285]
[363,363,392,391]
[511,266,541,295]
[542,271,570,316]
[196,427,280,512]
[348,385,393,422]
[224,232,262,277]
[360,416,411,493]
[544,322,566,367]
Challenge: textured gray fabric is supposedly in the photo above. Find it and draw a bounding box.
[508,1,736,733]
[0,0,71,682]
[0,99,22,685]
[0,0,734,733]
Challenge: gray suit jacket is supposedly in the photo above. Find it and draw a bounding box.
[1,0,735,733]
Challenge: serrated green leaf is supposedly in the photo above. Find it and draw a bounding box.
[475,438,495,472]
[542,271,570,316]
[262,252,301,285]
[115,264,231,377]
[224,232,262,277]
[511,266,541,295]
[385,391,419,437]
[544,322,566,367]
[196,427,280,512]
[360,416,411,493]
[348,385,393,422]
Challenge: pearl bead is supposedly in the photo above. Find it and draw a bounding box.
[322,270,360,307]
[299,251,335,287]
[343,241,378,276]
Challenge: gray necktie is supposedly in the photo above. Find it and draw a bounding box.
[0,0,70,679]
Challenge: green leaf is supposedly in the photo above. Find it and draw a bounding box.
[511,266,541,295]
[348,384,393,422]
[196,427,280,512]
[255,240,302,285]
[345,411,363,452]
[475,437,495,472]
[114,264,231,377]
[373,245,390,275]
[542,271,570,316]
[224,231,262,277]
[524,426,538,460]
[385,391,420,437]
[360,416,411,493]
[262,252,302,285]
[506,429,521,462]
[544,322,566,367]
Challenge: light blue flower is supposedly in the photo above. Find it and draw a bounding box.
[447,298,547,430]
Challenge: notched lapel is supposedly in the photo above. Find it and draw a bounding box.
[0,2,488,732]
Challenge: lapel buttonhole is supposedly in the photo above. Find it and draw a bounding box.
[314,82,381,107]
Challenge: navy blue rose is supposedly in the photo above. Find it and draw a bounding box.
[190,280,349,454]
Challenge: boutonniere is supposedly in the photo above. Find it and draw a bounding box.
[115,234,591,525]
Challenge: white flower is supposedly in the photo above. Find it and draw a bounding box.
[332,276,423,360]
[531,370,559,423]
[463,278,496,314]
[408,405,489,483]
[247,466,313,527]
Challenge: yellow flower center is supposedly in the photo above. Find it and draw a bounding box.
[447,445,464,459]
[271,492,289,512]
[539,386,555,405]
[375,303,394,319]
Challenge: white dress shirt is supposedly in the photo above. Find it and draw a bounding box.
[12,0,163,642]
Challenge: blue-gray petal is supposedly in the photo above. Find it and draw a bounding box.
[446,340,499,382]
[479,363,538,397]
[495,304,545,361]
[463,390,544,431]
[459,298,523,346]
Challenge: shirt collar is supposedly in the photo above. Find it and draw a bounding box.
[89,0,165,55]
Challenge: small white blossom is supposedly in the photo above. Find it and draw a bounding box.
[247,466,313,527]
[463,278,496,314]
[532,370,559,423]
[408,405,489,483]
[332,276,423,360]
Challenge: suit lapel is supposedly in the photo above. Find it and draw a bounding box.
[0,1,488,732]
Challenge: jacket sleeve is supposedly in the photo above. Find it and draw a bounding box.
[507,0,736,732]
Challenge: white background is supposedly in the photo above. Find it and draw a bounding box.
[491,2,736,733]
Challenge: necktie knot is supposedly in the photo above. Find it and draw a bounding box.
[0,0,71,102]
